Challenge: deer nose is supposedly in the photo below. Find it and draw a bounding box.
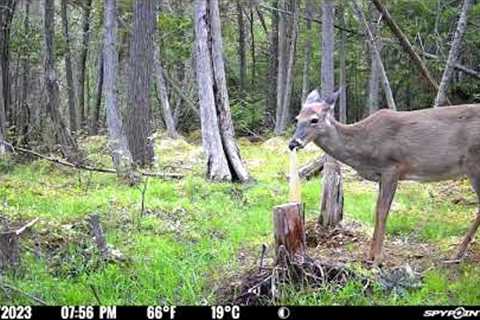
[288,139,304,150]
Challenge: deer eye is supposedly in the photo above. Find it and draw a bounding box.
[310,118,319,124]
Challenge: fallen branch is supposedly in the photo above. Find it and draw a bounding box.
[13,218,39,236]
[298,155,327,180]
[12,145,184,179]
[0,282,47,305]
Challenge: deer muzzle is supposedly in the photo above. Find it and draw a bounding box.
[288,138,305,151]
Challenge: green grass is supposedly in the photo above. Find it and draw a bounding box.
[0,136,479,305]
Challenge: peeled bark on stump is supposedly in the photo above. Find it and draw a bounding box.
[273,202,305,264]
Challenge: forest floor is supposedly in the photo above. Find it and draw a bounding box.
[0,133,479,305]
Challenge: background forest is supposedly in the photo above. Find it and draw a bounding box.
[0,0,479,305]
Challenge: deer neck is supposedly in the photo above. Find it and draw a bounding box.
[313,119,365,168]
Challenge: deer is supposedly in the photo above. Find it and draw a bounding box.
[289,88,480,265]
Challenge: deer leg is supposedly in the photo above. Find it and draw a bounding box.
[367,172,398,265]
[454,176,480,260]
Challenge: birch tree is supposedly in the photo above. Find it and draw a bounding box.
[434,0,473,107]
[352,0,396,111]
[194,0,250,182]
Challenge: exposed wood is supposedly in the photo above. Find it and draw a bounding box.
[273,202,305,264]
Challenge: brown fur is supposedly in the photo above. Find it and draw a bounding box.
[291,102,480,264]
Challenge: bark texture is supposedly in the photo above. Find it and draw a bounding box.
[274,0,297,135]
[103,0,135,182]
[78,0,92,125]
[320,0,344,228]
[60,0,78,132]
[434,0,473,107]
[126,0,155,167]
[194,0,250,182]
[44,0,79,161]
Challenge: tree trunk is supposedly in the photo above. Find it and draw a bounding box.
[154,57,178,139]
[372,0,449,104]
[194,0,231,181]
[17,0,31,145]
[319,159,344,227]
[0,0,16,136]
[265,0,279,127]
[352,1,396,111]
[78,0,92,126]
[44,0,80,161]
[320,0,343,228]
[338,5,347,123]
[194,0,249,182]
[91,49,104,134]
[60,0,78,132]
[126,0,155,167]
[366,10,381,114]
[274,0,297,135]
[103,0,135,182]
[250,7,255,87]
[301,0,313,104]
[434,0,473,107]
[208,0,250,182]
[236,0,246,98]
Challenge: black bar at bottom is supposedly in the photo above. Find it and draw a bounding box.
[6,305,479,320]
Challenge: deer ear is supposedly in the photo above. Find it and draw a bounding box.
[324,88,341,109]
[304,89,321,105]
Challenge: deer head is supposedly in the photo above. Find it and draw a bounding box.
[288,89,341,150]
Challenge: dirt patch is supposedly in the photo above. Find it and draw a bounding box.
[219,218,437,305]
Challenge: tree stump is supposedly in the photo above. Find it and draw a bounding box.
[0,232,19,270]
[88,214,110,260]
[320,155,344,227]
[273,202,305,265]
